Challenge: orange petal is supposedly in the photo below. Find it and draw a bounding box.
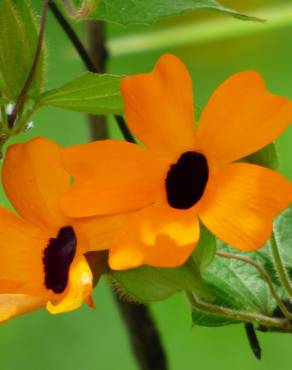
[198,163,292,251]
[61,140,167,217]
[0,207,49,295]
[73,214,124,254]
[121,54,196,161]
[197,71,292,165]
[109,203,199,270]
[3,137,70,230]
[47,255,93,314]
[0,294,45,323]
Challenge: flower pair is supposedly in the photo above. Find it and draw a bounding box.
[0,54,292,322]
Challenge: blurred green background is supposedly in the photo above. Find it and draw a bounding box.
[1,0,292,369]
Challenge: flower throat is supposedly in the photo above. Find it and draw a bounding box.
[43,226,76,294]
[166,151,209,209]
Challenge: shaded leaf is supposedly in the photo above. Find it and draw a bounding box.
[0,0,45,100]
[69,0,260,25]
[273,206,292,274]
[242,143,279,170]
[192,241,277,327]
[192,224,216,271]
[109,257,210,303]
[38,72,123,115]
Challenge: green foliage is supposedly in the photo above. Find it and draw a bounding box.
[243,143,279,170]
[273,206,292,273]
[68,0,259,25]
[192,205,292,327]
[38,72,124,115]
[0,0,45,100]
[192,224,216,271]
[192,242,278,327]
[109,257,210,303]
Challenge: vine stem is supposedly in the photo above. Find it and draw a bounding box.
[270,232,292,297]
[9,0,49,127]
[186,291,292,331]
[48,0,135,142]
[216,251,292,320]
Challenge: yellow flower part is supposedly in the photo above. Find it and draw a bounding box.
[61,54,292,270]
[0,137,120,322]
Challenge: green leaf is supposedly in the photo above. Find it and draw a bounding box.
[38,72,123,115]
[0,0,45,100]
[192,224,216,271]
[69,0,260,25]
[242,143,279,170]
[273,206,292,272]
[192,242,277,327]
[109,257,210,303]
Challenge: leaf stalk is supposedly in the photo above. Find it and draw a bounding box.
[186,291,292,332]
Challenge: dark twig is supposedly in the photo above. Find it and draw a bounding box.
[48,0,135,142]
[9,0,49,127]
[49,1,96,72]
[115,114,136,143]
[86,21,108,140]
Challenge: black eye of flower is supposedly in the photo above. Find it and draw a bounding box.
[43,226,77,294]
[165,151,209,209]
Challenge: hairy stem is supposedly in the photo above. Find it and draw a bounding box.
[216,251,292,320]
[9,0,49,127]
[270,232,292,297]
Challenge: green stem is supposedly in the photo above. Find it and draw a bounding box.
[186,291,292,331]
[216,251,292,321]
[0,105,7,130]
[270,232,292,297]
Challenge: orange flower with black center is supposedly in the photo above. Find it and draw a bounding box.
[0,137,119,322]
[61,54,292,270]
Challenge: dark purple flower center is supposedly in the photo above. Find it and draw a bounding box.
[165,151,209,209]
[43,226,76,294]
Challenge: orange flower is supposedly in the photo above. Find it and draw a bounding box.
[0,137,119,322]
[61,54,292,270]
